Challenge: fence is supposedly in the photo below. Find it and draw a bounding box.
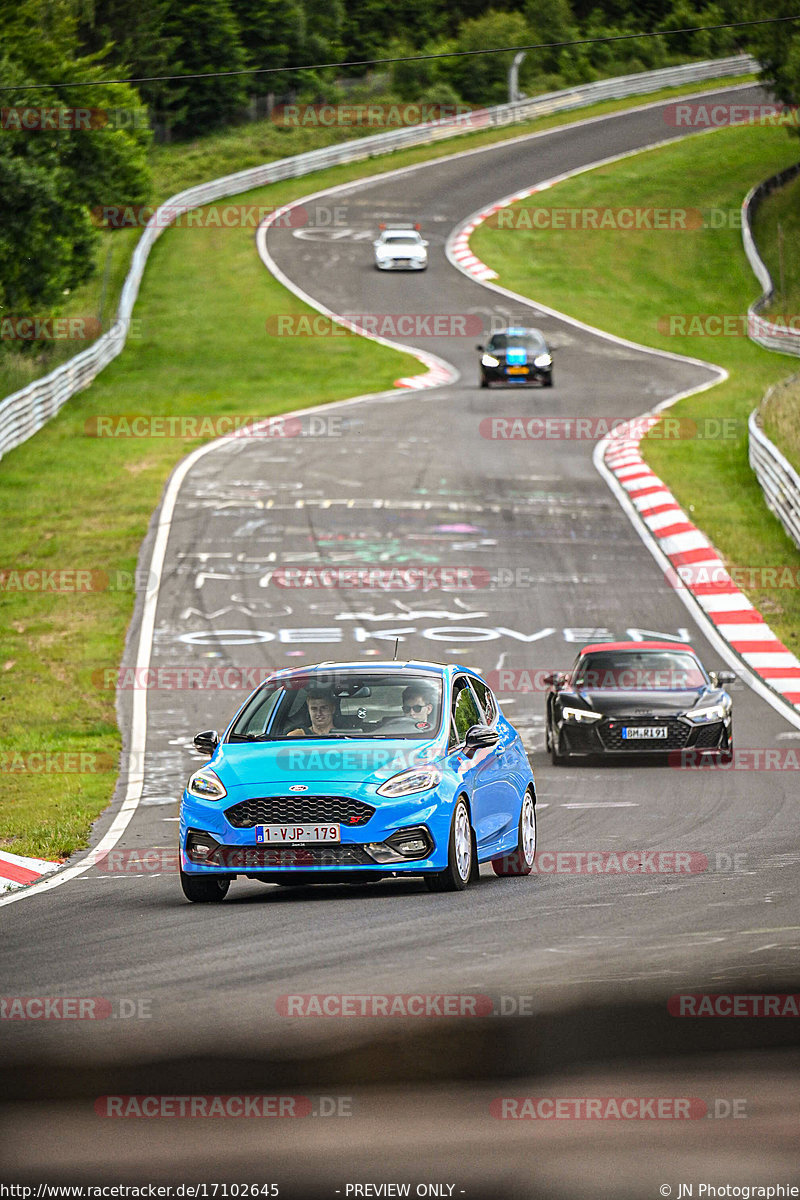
[0,54,757,461]
[749,385,800,551]
[742,161,800,356]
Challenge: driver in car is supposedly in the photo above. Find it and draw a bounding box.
[401,685,437,731]
[287,691,338,737]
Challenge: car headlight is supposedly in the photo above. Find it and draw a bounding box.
[533,353,552,368]
[481,354,500,367]
[561,706,602,724]
[186,768,227,800]
[376,766,442,797]
[685,702,729,724]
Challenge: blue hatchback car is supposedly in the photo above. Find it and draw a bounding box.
[179,660,537,901]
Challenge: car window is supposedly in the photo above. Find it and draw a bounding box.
[451,677,481,743]
[488,332,546,353]
[572,651,708,690]
[470,677,497,724]
[227,672,443,740]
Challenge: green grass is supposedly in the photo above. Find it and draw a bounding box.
[761,374,800,475]
[752,168,800,322]
[749,170,800,473]
[0,71,756,400]
[472,122,800,653]
[0,70,761,861]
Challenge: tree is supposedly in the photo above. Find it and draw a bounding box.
[441,9,531,105]
[78,0,184,124]
[741,0,800,121]
[523,0,578,72]
[230,0,307,84]
[0,0,150,323]
[341,0,443,68]
[162,0,250,136]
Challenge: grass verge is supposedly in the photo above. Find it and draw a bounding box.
[760,374,800,475]
[471,122,800,652]
[751,167,800,324]
[749,169,800,473]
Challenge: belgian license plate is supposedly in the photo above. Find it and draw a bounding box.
[622,726,668,740]
[507,366,528,374]
[255,824,340,843]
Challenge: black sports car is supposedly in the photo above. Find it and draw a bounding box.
[544,641,735,765]
[477,326,553,388]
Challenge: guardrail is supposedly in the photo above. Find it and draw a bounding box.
[749,387,800,551]
[742,161,800,356]
[0,53,757,462]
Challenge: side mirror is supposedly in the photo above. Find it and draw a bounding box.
[713,671,737,687]
[421,240,429,247]
[543,672,567,688]
[464,724,500,752]
[193,729,220,755]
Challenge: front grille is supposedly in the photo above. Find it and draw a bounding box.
[598,717,690,752]
[209,843,375,869]
[562,725,601,754]
[225,795,375,829]
[693,722,725,748]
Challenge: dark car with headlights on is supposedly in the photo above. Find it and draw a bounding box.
[544,641,735,765]
[477,327,553,388]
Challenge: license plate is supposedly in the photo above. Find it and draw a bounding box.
[506,366,528,374]
[255,824,341,843]
[622,726,668,740]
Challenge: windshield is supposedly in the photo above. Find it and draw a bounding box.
[488,331,546,353]
[384,233,419,244]
[228,672,444,741]
[572,651,708,690]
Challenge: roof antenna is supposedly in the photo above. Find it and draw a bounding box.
[393,637,399,661]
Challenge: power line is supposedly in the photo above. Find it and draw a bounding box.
[0,14,794,93]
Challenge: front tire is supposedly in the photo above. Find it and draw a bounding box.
[547,720,568,766]
[492,789,536,876]
[180,868,230,903]
[425,798,473,892]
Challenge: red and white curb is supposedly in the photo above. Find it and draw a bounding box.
[394,361,454,389]
[449,184,555,281]
[450,222,497,282]
[0,849,61,893]
[604,421,800,710]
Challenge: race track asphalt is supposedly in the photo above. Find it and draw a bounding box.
[1,89,798,1186]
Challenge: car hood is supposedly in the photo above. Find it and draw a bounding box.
[567,688,710,715]
[208,737,444,790]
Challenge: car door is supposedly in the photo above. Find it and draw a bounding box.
[449,675,506,853]
[469,675,521,848]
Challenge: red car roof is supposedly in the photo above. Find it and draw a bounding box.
[578,641,699,656]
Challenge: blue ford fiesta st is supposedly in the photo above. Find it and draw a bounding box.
[179,660,537,901]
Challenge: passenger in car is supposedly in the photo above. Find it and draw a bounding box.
[286,691,338,737]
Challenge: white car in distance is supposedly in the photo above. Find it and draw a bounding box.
[373,225,429,271]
